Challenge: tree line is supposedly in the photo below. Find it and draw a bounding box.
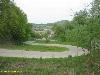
[0,0,33,44]
[52,1,100,74]
[52,0,100,50]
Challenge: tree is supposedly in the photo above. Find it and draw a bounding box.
[43,30,51,42]
[0,0,32,44]
[52,20,74,42]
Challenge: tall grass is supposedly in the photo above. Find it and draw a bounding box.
[0,52,96,75]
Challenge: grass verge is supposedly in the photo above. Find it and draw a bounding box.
[33,40,77,45]
[0,44,68,52]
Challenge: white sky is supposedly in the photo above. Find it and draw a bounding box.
[14,0,92,24]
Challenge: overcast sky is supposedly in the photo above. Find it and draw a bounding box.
[14,0,92,24]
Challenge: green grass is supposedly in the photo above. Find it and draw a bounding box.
[34,40,77,45]
[0,50,100,75]
[0,56,86,75]
[0,44,68,52]
[0,51,100,75]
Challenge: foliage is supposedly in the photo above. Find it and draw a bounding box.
[43,30,51,42]
[0,0,32,44]
[52,0,100,50]
[52,20,74,42]
[51,1,100,74]
[0,0,100,75]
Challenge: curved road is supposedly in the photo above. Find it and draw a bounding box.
[0,43,88,58]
